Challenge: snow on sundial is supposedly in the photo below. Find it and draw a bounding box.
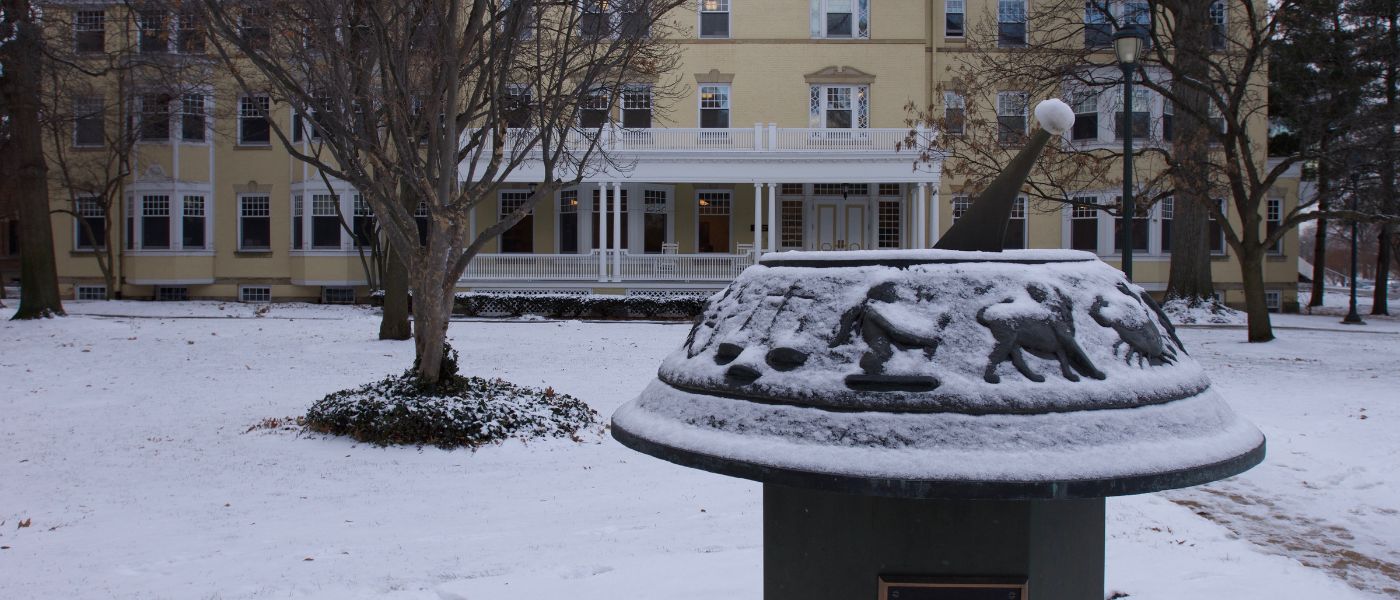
[613,249,1265,497]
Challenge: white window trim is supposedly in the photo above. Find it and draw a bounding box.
[289,180,362,255]
[237,94,272,146]
[697,83,731,128]
[554,188,586,254]
[812,84,869,129]
[945,0,965,37]
[179,91,213,145]
[133,93,174,145]
[1059,191,1176,258]
[236,193,273,252]
[698,0,730,39]
[239,285,273,303]
[812,0,869,39]
[126,184,214,255]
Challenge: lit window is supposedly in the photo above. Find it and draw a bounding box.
[699,84,730,128]
[696,191,731,253]
[700,0,729,37]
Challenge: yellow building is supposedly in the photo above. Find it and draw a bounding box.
[44,0,1299,311]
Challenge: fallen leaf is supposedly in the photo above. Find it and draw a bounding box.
[18,518,32,528]
[303,557,315,562]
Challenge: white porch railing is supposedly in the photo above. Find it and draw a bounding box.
[459,250,755,283]
[492,125,918,154]
[462,252,603,281]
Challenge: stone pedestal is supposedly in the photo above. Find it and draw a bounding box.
[764,484,1105,600]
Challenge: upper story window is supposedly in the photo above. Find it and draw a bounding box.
[1085,1,1111,48]
[138,11,169,53]
[578,0,649,38]
[1162,99,1173,141]
[75,197,107,250]
[811,0,869,39]
[943,91,965,135]
[996,91,1028,145]
[181,94,207,142]
[240,14,271,51]
[810,85,870,129]
[580,90,610,128]
[699,0,730,38]
[73,96,105,147]
[951,196,971,221]
[1114,88,1150,140]
[621,85,652,128]
[74,10,106,53]
[138,94,172,141]
[238,95,271,145]
[617,0,651,38]
[581,0,610,38]
[1209,1,1226,50]
[177,11,206,54]
[997,0,1027,47]
[699,84,730,128]
[1071,90,1099,141]
[945,0,965,37]
[1267,197,1283,254]
[505,84,532,129]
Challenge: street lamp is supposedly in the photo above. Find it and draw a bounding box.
[1114,25,1148,281]
[1343,169,1365,325]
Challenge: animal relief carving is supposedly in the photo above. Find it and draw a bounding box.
[977,284,1106,384]
[1091,283,1179,366]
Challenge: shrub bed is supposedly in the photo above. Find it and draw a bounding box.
[304,346,600,448]
[453,292,708,320]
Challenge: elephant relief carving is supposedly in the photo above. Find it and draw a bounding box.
[977,284,1106,384]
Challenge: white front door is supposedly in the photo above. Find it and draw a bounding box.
[812,199,869,250]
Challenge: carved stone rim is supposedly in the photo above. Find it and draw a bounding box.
[760,256,1098,269]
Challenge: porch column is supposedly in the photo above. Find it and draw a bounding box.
[597,181,609,282]
[767,182,779,253]
[753,182,764,255]
[916,183,928,248]
[612,181,623,282]
[928,186,940,246]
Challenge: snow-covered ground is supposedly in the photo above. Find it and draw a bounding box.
[1,298,1397,599]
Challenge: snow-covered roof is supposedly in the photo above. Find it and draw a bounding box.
[612,250,1265,498]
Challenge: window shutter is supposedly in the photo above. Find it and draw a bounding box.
[809,86,822,127]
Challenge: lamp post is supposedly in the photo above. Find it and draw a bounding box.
[1114,25,1147,281]
[1343,170,1365,325]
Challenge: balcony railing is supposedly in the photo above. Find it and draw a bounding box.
[488,125,920,155]
[460,249,755,283]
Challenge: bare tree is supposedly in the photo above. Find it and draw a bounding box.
[196,0,684,382]
[907,0,1398,342]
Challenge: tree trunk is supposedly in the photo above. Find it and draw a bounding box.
[1309,145,1330,307]
[1372,7,1397,315]
[1164,0,1216,302]
[410,279,454,383]
[1239,248,1275,342]
[378,244,412,340]
[4,2,66,320]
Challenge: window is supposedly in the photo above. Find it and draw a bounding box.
[138,11,169,53]
[560,190,579,254]
[997,92,1028,145]
[944,92,965,136]
[696,191,731,253]
[879,184,901,197]
[1267,197,1283,255]
[505,85,531,129]
[998,0,1027,47]
[182,195,206,249]
[700,0,729,37]
[580,0,610,38]
[1070,201,1100,252]
[415,201,430,246]
[780,183,804,195]
[1159,196,1173,253]
[1122,0,1150,27]
[75,197,106,250]
[1208,101,1226,136]
[75,10,105,53]
[353,196,376,248]
[781,199,804,249]
[1162,99,1174,141]
[826,87,853,128]
[156,286,189,301]
[643,189,668,253]
[946,0,965,36]
[239,95,271,144]
[181,94,206,142]
[699,85,730,128]
[618,0,650,38]
[1071,90,1098,141]
[239,195,271,250]
[811,85,869,129]
[813,183,867,196]
[1265,290,1282,312]
[1209,1,1225,50]
[240,14,271,51]
[240,286,272,303]
[499,191,534,253]
[878,201,901,248]
[311,194,342,249]
[1113,195,1149,253]
[621,86,652,128]
[1005,197,1027,249]
[952,196,971,221]
[1115,89,1150,140]
[141,195,171,249]
[1085,1,1111,48]
[580,91,609,128]
[73,97,105,146]
[76,285,107,301]
[292,195,305,250]
[139,94,171,141]
[126,196,135,250]
[814,0,868,39]
[322,287,356,304]
[177,11,205,53]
